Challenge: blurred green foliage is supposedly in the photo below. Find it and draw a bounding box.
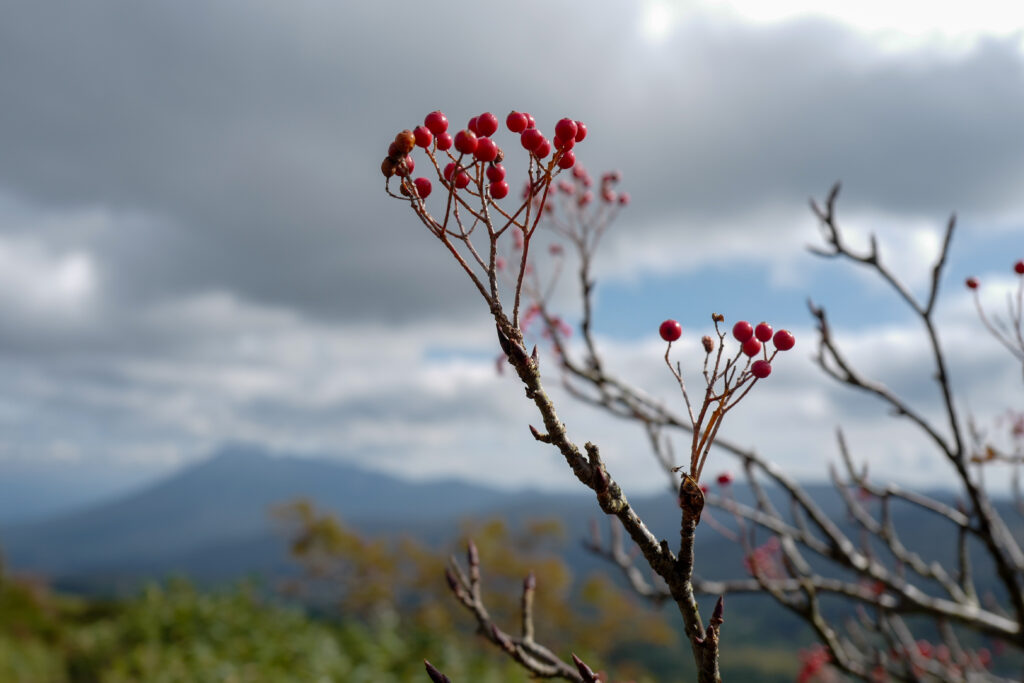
[0,569,532,682]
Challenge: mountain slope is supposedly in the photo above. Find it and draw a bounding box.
[0,445,528,577]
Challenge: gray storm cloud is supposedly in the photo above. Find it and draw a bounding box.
[0,0,1021,488]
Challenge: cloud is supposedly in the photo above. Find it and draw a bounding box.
[0,237,97,321]
[0,0,1021,497]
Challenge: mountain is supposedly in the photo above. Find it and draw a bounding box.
[0,444,1015,604]
[0,456,164,525]
[0,445,534,584]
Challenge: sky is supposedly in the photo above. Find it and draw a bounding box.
[0,0,1023,501]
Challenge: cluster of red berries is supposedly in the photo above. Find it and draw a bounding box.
[658,318,795,379]
[508,111,586,170]
[383,110,586,204]
[598,170,629,205]
[731,320,794,378]
[550,166,630,208]
[965,258,1024,290]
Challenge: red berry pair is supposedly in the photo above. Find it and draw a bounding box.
[506,111,535,133]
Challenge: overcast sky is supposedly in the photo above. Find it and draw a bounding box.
[1,0,1023,500]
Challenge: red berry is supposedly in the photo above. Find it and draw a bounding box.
[751,359,772,378]
[474,137,498,162]
[435,132,453,150]
[557,150,576,169]
[1015,260,1024,275]
[732,320,754,342]
[396,156,414,175]
[773,329,795,351]
[521,129,544,152]
[413,126,433,148]
[717,472,733,486]
[524,112,536,128]
[467,116,479,135]
[413,177,432,198]
[489,181,509,199]
[554,117,578,142]
[454,130,478,155]
[755,322,773,342]
[443,162,457,181]
[659,319,682,342]
[618,193,630,206]
[966,277,979,290]
[455,171,470,189]
[742,337,762,357]
[424,111,448,135]
[476,112,498,137]
[578,191,593,206]
[486,163,506,182]
[553,135,575,151]
[534,138,551,159]
[573,121,587,142]
[601,188,616,203]
[506,111,528,133]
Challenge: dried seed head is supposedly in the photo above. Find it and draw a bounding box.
[394,129,416,155]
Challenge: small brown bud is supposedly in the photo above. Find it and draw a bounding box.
[702,335,715,353]
[711,595,725,625]
[494,147,504,164]
[424,660,451,683]
[572,653,599,682]
[445,567,458,592]
[381,157,396,178]
[496,325,512,356]
[394,129,416,155]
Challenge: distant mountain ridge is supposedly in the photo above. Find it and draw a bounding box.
[0,445,536,583]
[1,444,1017,602]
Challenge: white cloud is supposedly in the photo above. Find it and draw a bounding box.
[0,237,97,320]
[697,1,1024,49]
